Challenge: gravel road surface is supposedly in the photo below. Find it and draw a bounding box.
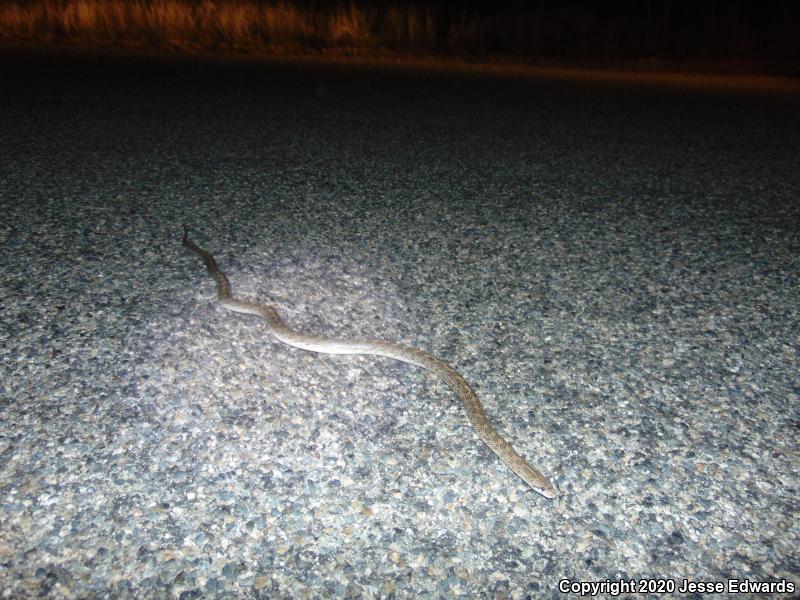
[1,48,798,598]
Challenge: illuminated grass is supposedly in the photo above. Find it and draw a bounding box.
[0,0,792,72]
[0,0,446,58]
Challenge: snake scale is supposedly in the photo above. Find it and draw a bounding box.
[183,230,557,499]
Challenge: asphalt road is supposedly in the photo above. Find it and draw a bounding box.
[1,47,798,597]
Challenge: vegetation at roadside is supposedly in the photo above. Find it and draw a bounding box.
[0,1,795,73]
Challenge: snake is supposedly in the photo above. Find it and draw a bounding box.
[183,229,557,499]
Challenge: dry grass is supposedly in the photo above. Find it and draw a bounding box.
[0,0,793,72]
[0,0,442,58]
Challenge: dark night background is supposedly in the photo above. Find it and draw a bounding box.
[299,0,799,62]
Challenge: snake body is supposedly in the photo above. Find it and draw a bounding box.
[183,231,557,499]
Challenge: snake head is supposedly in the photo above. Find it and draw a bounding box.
[533,479,559,499]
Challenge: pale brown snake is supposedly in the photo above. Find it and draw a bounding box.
[183,230,557,498]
